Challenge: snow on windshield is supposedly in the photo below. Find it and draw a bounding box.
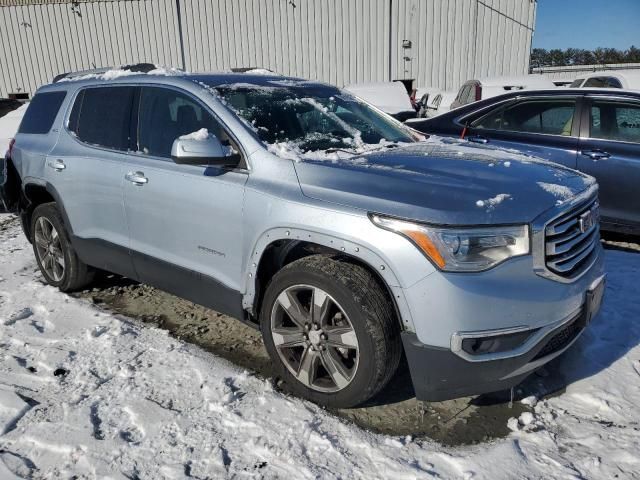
[212,83,418,159]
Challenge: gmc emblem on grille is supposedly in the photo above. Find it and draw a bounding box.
[579,205,599,233]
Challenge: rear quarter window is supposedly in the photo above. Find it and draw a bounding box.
[17,91,66,134]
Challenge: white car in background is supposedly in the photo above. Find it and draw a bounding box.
[570,70,640,89]
[0,103,27,155]
[344,81,417,121]
[450,74,556,109]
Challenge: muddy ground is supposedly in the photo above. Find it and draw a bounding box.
[73,234,638,447]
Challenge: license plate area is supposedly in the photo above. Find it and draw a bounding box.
[585,276,606,325]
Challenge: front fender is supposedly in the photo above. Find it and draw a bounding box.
[242,226,420,333]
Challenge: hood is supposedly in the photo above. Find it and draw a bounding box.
[293,141,595,225]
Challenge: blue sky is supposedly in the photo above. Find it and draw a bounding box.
[533,0,640,50]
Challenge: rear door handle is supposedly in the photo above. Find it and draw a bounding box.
[468,135,489,144]
[47,159,66,172]
[125,171,148,186]
[581,149,610,160]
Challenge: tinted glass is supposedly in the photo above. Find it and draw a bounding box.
[569,79,584,88]
[458,85,471,104]
[583,77,621,88]
[137,87,224,158]
[473,99,576,136]
[71,87,134,151]
[590,100,640,143]
[213,83,415,152]
[18,91,66,134]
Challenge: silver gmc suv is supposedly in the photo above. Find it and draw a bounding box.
[1,71,606,408]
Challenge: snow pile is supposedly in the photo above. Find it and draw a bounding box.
[476,193,512,209]
[179,128,209,141]
[1,213,640,478]
[0,104,27,155]
[60,68,140,82]
[59,65,185,83]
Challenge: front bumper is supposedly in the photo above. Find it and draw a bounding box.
[403,274,605,401]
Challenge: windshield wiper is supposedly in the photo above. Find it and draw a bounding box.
[325,143,401,155]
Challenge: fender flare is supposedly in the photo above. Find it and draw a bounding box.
[21,178,75,238]
[242,226,416,332]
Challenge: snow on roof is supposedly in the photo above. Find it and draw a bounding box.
[343,82,414,115]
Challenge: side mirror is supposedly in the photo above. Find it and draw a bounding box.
[170,130,240,167]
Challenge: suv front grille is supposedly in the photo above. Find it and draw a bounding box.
[544,197,600,279]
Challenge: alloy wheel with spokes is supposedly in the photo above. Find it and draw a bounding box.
[270,284,359,393]
[34,216,66,282]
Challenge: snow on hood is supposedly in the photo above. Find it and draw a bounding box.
[294,141,595,225]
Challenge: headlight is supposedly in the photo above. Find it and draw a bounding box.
[370,214,529,272]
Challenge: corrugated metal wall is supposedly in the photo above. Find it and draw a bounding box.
[0,0,182,96]
[0,0,536,97]
[391,0,536,90]
[179,0,390,87]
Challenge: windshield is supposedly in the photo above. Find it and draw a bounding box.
[213,82,417,156]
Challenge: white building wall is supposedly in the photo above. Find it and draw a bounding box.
[0,0,536,97]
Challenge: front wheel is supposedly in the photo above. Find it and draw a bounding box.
[31,203,94,292]
[260,255,401,408]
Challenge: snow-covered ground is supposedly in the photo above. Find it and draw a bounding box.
[1,215,640,479]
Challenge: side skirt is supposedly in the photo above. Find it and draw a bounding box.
[70,236,252,328]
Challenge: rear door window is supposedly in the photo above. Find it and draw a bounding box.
[137,87,226,158]
[69,86,135,151]
[472,99,577,136]
[18,91,66,134]
[583,77,622,88]
[590,100,640,143]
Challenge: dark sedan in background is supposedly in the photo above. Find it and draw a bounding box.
[411,88,640,235]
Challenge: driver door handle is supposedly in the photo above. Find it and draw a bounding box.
[46,159,66,172]
[581,149,610,160]
[125,171,148,186]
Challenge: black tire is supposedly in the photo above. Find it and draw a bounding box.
[30,202,94,292]
[260,255,402,408]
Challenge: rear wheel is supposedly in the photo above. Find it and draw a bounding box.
[31,203,94,292]
[261,255,401,408]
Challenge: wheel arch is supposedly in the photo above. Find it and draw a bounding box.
[244,227,415,333]
[20,180,73,242]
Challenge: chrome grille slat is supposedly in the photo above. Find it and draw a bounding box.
[544,197,600,279]
[546,218,578,236]
[548,238,597,272]
[546,225,598,256]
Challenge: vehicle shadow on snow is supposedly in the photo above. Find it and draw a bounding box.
[513,246,640,403]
